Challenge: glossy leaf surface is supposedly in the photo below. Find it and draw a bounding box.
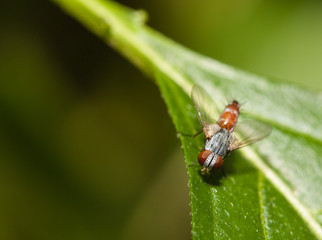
[53,0,322,239]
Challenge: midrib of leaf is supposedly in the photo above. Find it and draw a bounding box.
[258,173,268,239]
[244,146,322,238]
[69,0,193,94]
[250,117,322,147]
[53,0,322,239]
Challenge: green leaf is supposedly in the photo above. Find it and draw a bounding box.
[53,0,322,239]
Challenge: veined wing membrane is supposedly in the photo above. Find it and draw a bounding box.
[230,119,272,150]
[191,85,221,126]
[191,85,222,138]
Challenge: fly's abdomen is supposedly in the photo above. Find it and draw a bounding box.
[218,100,239,132]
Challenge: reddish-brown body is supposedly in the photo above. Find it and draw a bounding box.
[218,100,240,132]
[197,100,240,173]
[191,85,271,174]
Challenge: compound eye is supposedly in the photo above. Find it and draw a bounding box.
[198,150,212,166]
[213,155,223,169]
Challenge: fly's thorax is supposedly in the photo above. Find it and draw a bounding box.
[204,128,231,156]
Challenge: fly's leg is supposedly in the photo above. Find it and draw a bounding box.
[221,167,227,178]
[177,130,203,138]
[187,160,198,167]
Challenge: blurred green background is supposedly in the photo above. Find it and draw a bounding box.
[1,0,322,239]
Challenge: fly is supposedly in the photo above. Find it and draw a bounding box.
[191,85,272,174]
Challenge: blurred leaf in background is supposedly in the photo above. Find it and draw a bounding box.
[0,0,322,239]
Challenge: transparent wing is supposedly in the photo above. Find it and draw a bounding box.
[230,119,272,150]
[191,85,221,127]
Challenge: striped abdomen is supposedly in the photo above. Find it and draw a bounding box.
[218,100,240,132]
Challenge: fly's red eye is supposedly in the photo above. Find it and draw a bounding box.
[213,155,223,169]
[198,150,212,166]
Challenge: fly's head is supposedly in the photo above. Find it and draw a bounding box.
[198,150,223,174]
